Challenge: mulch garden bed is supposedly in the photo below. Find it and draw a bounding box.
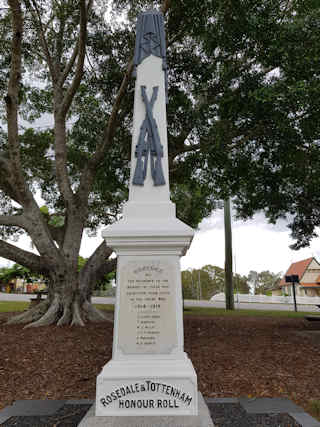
[0,312,319,420]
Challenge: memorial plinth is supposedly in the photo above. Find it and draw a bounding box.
[90,10,212,425]
[97,215,197,416]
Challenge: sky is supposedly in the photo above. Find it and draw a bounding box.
[2,207,320,278]
[180,209,320,276]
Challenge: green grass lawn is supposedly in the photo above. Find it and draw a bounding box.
[0,300,315,319]
[94,304,114,312]
[183,305,313,318]
[0,301,29,312]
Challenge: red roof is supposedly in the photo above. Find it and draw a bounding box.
[279,257,313,287]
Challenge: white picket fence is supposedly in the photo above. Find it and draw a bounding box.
[210,292,320,305]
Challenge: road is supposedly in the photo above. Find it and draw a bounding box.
[1,292,319,313]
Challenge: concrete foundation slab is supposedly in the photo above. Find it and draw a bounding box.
[78,392,214,427]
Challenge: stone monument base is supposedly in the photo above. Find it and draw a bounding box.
[78,392,214,427]
[95,358,198,416]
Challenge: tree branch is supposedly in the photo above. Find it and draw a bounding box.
[47,223,65,248]
[55,3,66,66]
[6,0,31,203]
[0,239,47,275]
[161,0,171,14]
[58,38,79,87]
[0,214,28,229]
[59,0,93,88]
[59,0,90,118]
[79,241,114,293]
[6,0,23,171]
[25,0,58,83]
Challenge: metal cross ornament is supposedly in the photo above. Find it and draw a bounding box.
[132,85,165,186]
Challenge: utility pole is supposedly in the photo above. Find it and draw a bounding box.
[198,269,202,300]
[224,198,234,310]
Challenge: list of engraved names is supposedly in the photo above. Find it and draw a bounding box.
[118,261,177,354]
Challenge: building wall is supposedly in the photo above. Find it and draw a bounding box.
[303,288,320,297]
[301,259,320,283]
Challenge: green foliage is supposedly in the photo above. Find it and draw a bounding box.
[95,271,116,294]
[0,264,33,284]
[77,256,87,271]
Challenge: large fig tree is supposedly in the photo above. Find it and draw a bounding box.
[1,0,319,326]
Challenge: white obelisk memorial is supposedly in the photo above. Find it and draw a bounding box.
[85,10,214,426]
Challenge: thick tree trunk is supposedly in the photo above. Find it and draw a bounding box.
[7,269,109,328]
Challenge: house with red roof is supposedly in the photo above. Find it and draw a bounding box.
[279,257,320,297]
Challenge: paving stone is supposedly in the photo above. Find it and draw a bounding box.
[0,406,15,424]
[290,412,320,427]
[10,399,66,415]
[239,397,304,414]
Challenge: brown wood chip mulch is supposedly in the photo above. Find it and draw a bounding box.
[0,312,319,418]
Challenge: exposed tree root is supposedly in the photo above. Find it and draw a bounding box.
[71,300,85,327]
[24,295,61,328]
[6,296,111,327]
[57,302,72,326]
[83,300,108,322]
[7,300,50,325]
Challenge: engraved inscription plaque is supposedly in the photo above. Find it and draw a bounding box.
[117,260,178,354]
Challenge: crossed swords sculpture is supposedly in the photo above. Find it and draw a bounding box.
[132,85,166,186]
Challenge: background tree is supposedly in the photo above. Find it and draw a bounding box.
[248,270,282,295]
[233,273,250,295]
[0,0,319,326]
[181,265,250,300]
[0,263,32,284]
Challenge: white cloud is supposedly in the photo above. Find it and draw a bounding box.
[181,209,320,276]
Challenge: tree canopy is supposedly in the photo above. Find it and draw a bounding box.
[0,0,319,326]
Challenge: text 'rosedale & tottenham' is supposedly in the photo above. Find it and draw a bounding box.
[100,380,192,408]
